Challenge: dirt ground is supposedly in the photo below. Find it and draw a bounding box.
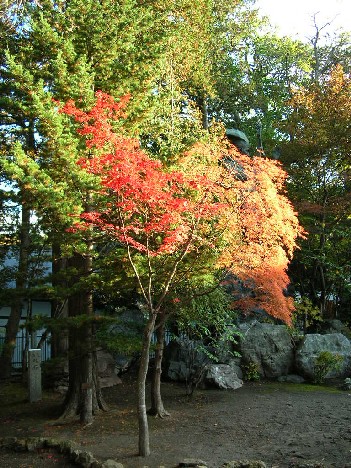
[0,374,351,468]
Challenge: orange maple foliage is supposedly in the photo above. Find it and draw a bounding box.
[227,150,305,323]
[182,141,305,324]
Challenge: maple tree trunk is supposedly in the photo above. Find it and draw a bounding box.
[0,202,30,381]
[138,312,157,457]
[148,313,170,418]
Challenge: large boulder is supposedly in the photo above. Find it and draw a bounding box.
[295,333,351,380]
[205,363,243,390]
[239,323,294,378]
[96,349,122,388]
[164,338,243,390]
[164,337,208,382]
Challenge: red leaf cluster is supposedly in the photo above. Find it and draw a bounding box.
[61,92,226,256]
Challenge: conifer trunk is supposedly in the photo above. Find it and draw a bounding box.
[51,243,69,359]
[60,252,107,422]
[0,202,30,380]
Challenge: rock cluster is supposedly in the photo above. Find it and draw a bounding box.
[163,321,351,388]
[295,333,351,379]
[0,437,123,468]
[47,319,351,393]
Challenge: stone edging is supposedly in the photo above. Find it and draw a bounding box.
[0,437,324,467]
[0,437,124,467]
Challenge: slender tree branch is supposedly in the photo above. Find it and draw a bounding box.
[116,201,149,307]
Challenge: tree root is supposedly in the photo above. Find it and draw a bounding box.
[147,407,171,418]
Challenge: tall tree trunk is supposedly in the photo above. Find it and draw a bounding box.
[318,263,327,317]
[60,252,107,422]
[197,94,209,131]
[148,312,170,418]
[80,251,94,424]
[138,311,157,457]
[51,243,69,359]
[317,198,327,318]
[0,201,30,380]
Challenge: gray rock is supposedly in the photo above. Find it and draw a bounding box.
[165,338,208,382]
[222,461,267,468]
[101,461,125,468]
[167,360,191,381]
[228,358,243,379]
[226,128,250,154]
[55,385,68,394]
[342,377,351,390]
[239,323,294,378]
[326,319,345,332]
[51,349,124,393]
[288,463,325,468]
[179,459,208,467]
[114,354,133,374]
[96,349,119,376]
[296,333,351,380]
[278,374,305,384]
[205,364,243,390]
[96,350,124,388]
[75,450,96,467]
[71,449,84,462]
[99,375,122,388]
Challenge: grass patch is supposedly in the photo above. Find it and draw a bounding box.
[0,381,60,415]
[262,381,343,394]
[0,381,28,405]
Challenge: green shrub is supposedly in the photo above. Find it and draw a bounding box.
[242,360,260,381]
[292,297,323,332]
[313,351,343,384]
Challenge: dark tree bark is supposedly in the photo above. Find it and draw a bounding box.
[196,94,209,131]
[51,243,69,359]
[0,201,30,380]
[59,252,107,423]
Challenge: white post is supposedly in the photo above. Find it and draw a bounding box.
[28,349,42,403]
